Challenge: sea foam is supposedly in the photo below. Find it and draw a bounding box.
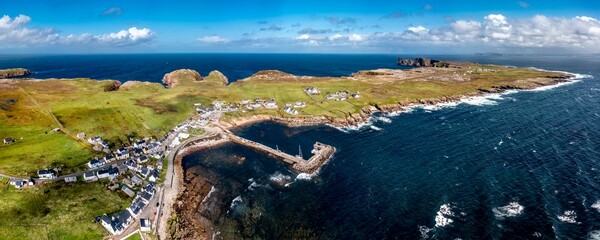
[493,202,524,219]
[592,200,600,213]
[557,210,580,224]
[269,171,292,186]
[230,195,243,209]
[435,204,455,228]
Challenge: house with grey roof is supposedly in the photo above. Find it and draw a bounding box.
[83,171,98,181]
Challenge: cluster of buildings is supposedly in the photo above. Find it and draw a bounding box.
[304,87,320,95]
[325,91,361,101]
[100,183,156,235]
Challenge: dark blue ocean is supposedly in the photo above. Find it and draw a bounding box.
[3,54,599,239]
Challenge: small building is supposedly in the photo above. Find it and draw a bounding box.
[3,137,15,144]
[76,133,86,139]
[104,155,115,162]
[9,179,25,189]
[108,168,119,179]
[139,191,153,203]
[138,167,150,179]
[64,176,77,183]
[265,99,278,109]
[87,159,105,169]
[178,132,190,139]
[121,185,135,198]
[37,169,55,179]
[283,106,299,115]
[51,128,61,132]
[149,170,159,183]
[132,148,143,156]
[137,155,149,164]
[83,171,98,181]
[100,215,124,236]
[140,218,152,232]
[304,87,320,95]
[97,169,110,179]
[131,175,143,186]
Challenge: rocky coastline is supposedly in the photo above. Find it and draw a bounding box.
[220,75,571,130]
[0,68,32,79]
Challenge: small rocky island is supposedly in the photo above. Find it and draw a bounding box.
[0,68,32,79]
[397,57,450,67]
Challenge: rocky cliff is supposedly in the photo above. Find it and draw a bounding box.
[0,68,32,79]
[162,69,203,88]
[397,58,449,68]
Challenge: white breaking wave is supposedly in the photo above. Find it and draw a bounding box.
[588,230,600,240]
[418,225,433,239]
[370,125,383,131]
[230,195,243,209]
[376,116,392,123]
[493,202,524,219]
[591,200,600,212]
[435,204,455,228]
[557,210,580,224]
[269,171,292,186]
[295,173,313,181]
[201,185,217,205]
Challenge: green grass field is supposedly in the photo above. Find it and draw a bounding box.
[0,181,130,240]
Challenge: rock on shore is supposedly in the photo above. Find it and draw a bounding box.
[0,68,32,79]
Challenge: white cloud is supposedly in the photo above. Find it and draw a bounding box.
[198,35,229,43]
[408,26,429,34]
[0,14,154,48]
[296,34,310,40]
[328,34,343,41]
[348,33,363,41]
[367,14,600,51]
[97,27,154,46]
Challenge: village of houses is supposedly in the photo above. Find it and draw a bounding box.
[1,85,360,238]
[203,86,361,116]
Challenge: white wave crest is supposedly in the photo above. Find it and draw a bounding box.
[230,195,242,209]
[588,230,600,240]
[591,200,600,212]
[295,173,313,181]
[269,171,292,186]
[435,204,455,228]
[201,185,217,205]
[418,225,433,239]
[557,210,580,224]
[493,202,524,219]
[370,125,383,131]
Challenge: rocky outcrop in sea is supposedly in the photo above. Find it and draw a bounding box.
[397,58,449,68]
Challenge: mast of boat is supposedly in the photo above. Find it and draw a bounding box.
[276,145,279,151]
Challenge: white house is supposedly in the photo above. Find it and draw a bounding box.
[265,99,278,109]
[9,179,25,189]
[87,159,105,169]
[140,219,152,232]
[149,170,159,182]
[37,169,55,179]
[283,106,299,115]
[304,87,320,95]
[83,171,98,181]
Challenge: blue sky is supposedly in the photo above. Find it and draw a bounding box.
[1,0,599,53]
